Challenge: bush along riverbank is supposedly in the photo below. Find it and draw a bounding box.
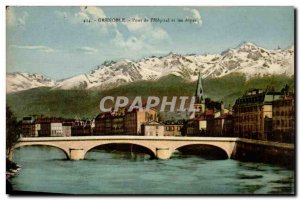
[6,158,21,194]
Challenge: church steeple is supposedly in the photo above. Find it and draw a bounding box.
[195,71,204,103]
[190,71,205,119]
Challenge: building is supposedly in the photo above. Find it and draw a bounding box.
[94,107,158,135]
[62,122,73,137]
[164,122,183,136]
[271,95,295,143]
[112,116,125,135]
[94,108,125,135]
[21,116,38,137]
[38,118,64,137]
[21,116,95,137]
[22,117,65,137]
[233,88,282,140]
[49,122,63,137]
[185,72,227,137]
[141,121,165,136]
[71,120,93,136]
[186,112,209,136]
[125,108,158,135]
[207,113,234,137]
[94,112,112,135]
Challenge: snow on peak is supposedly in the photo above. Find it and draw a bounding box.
[236,42,260,53]
[6,72,56,93]
[7,42,294,93]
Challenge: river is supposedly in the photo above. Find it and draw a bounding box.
[9,146,294,195]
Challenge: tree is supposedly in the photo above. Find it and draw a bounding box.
[6,106,21,157]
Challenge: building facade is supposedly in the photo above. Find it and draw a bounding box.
[271,95,295,143]
[21,116,37,137]
[207,113,234,137]
[141,121,165,136]
[38,118,64,137]
[62,122,73,137]
[164,123,183,136]
[71,120,93,136]
[233,89,282,140]
[94,107,158,135]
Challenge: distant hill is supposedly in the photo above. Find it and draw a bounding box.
[7,74,294,120]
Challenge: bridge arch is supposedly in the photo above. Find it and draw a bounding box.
[85,142,156,159]
[10,143,70,160]
[84,141,157,160]
[170,141,236,159]
[173,143,229,159]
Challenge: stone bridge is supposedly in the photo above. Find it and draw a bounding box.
[10,136,239,160]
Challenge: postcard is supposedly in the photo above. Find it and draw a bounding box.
[6,6,295,195]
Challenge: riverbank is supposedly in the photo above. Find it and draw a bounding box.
[6,158,21,178]
[233,139,295,169]
[6,158,21,194]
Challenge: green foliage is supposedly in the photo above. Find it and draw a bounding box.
[7,88,100,120]
[7,74,294,120]
[202,73,247,102]
[6,106,21,156]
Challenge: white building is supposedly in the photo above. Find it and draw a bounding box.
[50,123,63,137]
[141,121,165,136]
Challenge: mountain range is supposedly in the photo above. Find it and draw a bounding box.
[6,42,294,94]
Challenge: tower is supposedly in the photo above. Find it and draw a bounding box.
[195,71,204,104]
[192,71,205,118]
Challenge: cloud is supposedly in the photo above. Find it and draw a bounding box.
[123,16,148,32]
[55,6,115,33]
[122,16,169,41]
[113,15,170,52]
[111,30,143,50]
[12,45,54,53]
[12,44,99,54]
[184,8,202,26]
[6,7,29,29]
[56,9,171,56]
[75,46,98,54]
[111,30,170,57]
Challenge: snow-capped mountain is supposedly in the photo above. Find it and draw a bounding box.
[7,42,294,93]
[6,72,56,93]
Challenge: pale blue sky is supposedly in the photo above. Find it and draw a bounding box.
[6,6,294,80]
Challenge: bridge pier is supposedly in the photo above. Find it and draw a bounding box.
[156,148,172,160]
[69,148,85,160]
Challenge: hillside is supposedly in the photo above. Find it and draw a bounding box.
[7,74,294,120]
